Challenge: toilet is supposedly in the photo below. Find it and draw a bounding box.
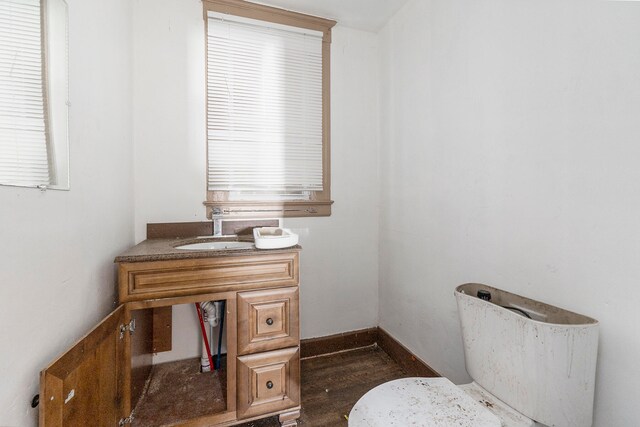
[349,283,599,427]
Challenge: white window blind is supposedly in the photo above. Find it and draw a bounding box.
[207,13,324,195]
[0,0,50,187]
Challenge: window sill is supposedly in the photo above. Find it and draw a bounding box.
[204,200,333,219]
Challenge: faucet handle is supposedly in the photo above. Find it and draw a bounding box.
[211,207,224,236]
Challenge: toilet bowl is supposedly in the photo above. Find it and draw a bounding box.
[349,283,599,427]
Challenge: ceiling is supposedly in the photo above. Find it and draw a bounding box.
[255,0,410,32]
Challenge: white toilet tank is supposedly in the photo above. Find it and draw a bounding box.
[455,283,599,427]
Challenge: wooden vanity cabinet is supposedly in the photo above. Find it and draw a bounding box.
[40,250,301,427]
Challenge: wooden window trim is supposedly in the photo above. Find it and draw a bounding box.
[202,0,336,219]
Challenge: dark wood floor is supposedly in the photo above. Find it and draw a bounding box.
[239,346,409,427]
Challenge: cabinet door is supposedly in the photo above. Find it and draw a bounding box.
[236,347,300,420]
[39,306,129,427]
[237,287,299,355]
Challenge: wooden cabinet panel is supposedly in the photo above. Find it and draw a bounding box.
[40,306,128,427]
[118,252,299,302]
[236,347,300,420]
[237,287,299,355]
[152,306,172,353]
[130,309,153,412]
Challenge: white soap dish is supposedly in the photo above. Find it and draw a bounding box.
[253,227,299,249]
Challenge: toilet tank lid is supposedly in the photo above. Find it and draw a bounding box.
[349,377,501,427]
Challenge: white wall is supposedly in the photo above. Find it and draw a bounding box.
[378,1,640,426]
[0,0,134,425]
[132,0,380,361]
[286,24,380,339]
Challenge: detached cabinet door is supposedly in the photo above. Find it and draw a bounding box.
[40,306,128,427]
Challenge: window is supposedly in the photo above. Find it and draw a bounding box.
[0,0,69,189]
[203,0,335,218]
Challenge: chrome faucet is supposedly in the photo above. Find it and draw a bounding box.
[212,207,224,237]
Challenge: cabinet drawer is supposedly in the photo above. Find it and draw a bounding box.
[237,287,299,355]
[236,347,300,420]
[118,252,299,302]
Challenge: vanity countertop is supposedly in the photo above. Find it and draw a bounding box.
[114,237,301,263]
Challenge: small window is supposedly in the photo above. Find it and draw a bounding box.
[0,0,69,190]
[203,0,335,218]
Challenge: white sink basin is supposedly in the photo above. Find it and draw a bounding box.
[175,241,254,251]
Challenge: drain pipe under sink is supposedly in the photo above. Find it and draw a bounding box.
[199,301,223,372]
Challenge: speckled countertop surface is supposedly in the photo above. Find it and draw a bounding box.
[114,236,301,263]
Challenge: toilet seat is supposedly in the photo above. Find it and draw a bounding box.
[348,377,502,427]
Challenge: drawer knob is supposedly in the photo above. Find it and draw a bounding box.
[266,317,274,326]
[266,380,274,389]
